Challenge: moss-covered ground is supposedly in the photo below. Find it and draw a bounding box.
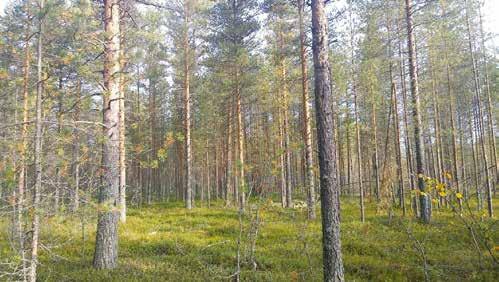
[1,197,498,281]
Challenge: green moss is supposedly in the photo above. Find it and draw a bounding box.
[0,197,497,281]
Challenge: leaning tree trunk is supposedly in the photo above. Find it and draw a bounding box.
[405,0,430,223]
[311,0,345,280]
[93,0,121,269]
[298,0,316,220]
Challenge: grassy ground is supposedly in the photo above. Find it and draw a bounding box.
[1,197,498,281]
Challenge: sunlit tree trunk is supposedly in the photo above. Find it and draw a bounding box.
[93,0,120,269]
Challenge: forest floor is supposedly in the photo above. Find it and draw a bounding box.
[1,196,498,281]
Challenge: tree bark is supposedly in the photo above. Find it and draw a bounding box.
[405,0,430,223]
[17,3,31,277]
[93,0,121,269]
[119,2,127,222]
[311,0,345,280]
[29,0,44,279]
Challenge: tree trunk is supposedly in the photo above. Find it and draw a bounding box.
[184,0,193,210]
[465,0,492,217]
[17,3,31,277]
[311,0,345,280]
[29,0,44,279]
[226,97,233,206]
[119,2,127,222]
[298,0,316,219]
[405,0,430,223]
[353,85,364,222]
[236,68,246,210]
[72,81,81,212]
[478,6,498,188]
[93,0,120,269]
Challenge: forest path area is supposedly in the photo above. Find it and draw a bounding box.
[1,197,498,281]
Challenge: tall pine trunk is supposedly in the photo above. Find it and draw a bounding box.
[405,0,430,223]
[311,0,345,280]
[93,0,121,269]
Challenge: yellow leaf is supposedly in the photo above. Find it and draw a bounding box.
[456,192,463,199]
[436,183,445,191]
[438,191,447,197]
[444,172,452,180]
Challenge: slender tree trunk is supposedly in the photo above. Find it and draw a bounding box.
[205,140,211,207]
[298,0,315,219]
[277,105,287,207]
[226,98,233,206]
[429,62,445,189]
[72,81,81,212]
[349,7,364,222]
[353,86,364,222]
[93,0,120,269]
[370,88,380,202]
[468,112,482,210]
[55,78,63,211]
[391,82,405,215]
[183,0,192,210]
[311,0,345,280]
[17,4,31,277]
[29,0,44,279]
[440,2,461,200]
[405,0,430,223]
[478,6,498,187]
[118,3,127,222]
[465,0,493,217]
[235,68,246,210]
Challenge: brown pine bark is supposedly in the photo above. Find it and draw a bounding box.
[93,0,121,269]
[311,0,345,280]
